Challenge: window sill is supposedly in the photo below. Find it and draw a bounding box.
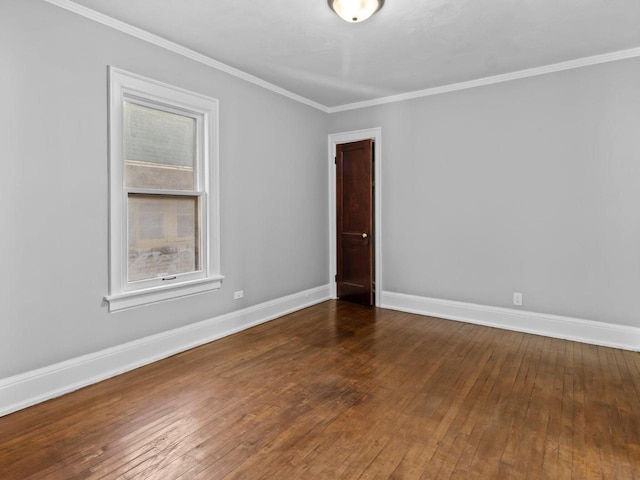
[104,275,224,312]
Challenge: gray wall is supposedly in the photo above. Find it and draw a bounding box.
[0,0,329,378]
[330,58,640,327]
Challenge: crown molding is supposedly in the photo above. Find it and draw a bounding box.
[41,0,330,113]
[42,0,640,115]
[328,47,640,113]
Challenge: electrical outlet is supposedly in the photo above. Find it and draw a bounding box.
[513,292,523,306]
[234,290,244,300]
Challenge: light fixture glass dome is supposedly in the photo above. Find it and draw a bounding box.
[328,0,384,23]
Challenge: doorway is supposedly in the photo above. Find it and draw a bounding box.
[328,128,382,306]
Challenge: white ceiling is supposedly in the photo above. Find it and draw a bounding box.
[67,0,640,108]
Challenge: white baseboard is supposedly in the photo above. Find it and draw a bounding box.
[381,291,640,352]
[0,284,331,418]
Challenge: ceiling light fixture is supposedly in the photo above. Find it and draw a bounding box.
[328,0,384,23]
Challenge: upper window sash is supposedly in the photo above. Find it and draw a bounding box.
[122,96,204,193]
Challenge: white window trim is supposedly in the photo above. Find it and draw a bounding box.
[105,67,223,312]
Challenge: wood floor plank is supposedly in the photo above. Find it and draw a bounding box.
[449,333,528,479]
[1,300,639,479]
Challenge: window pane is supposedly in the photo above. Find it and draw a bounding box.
[123,102,196,190]
[128,194,199,282]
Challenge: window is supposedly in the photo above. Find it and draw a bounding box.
[105,67,223,312]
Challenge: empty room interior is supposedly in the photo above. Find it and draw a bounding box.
[2,0,640,478]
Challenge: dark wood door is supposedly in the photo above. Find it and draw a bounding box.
[336,139,374,306]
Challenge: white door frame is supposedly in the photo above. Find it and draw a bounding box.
[328,127,382,306]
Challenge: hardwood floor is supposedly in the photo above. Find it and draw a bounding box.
[1,300,639,479]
